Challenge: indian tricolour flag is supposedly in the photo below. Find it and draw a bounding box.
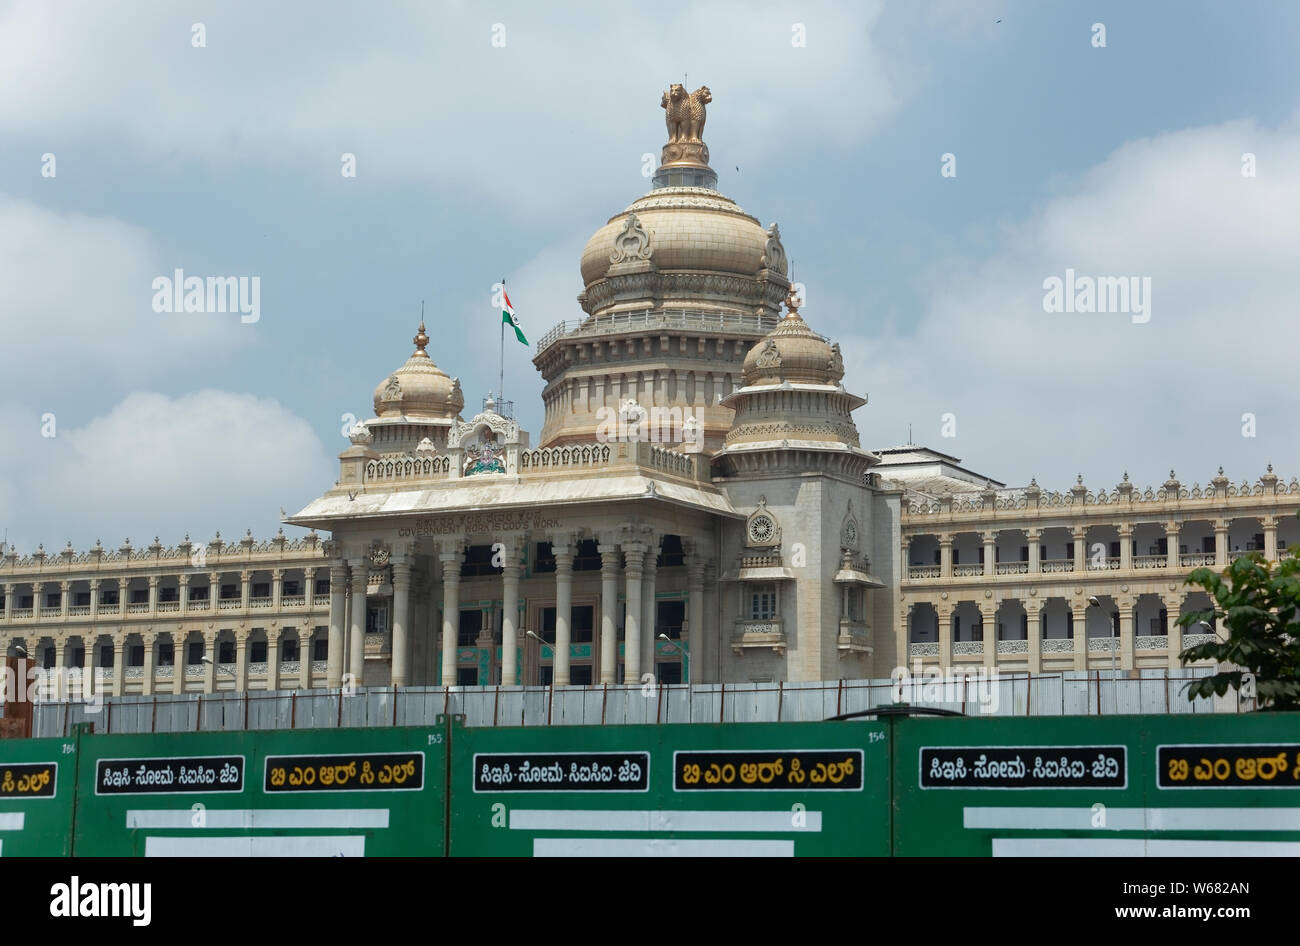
[502,289,527,345]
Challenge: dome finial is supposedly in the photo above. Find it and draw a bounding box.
[784,282,803,319]
[654,82,716,189]
[413,304,430,357]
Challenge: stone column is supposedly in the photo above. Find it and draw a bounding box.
[1117,597,1135,670]
[623,543,646,683]
[110,634,124,696]
[87,580,97,621]
[60,580,71,616]
[1165,521,1181,570]
[118,577,128,615]
[599,541,621,684]
[141,631,154,696]
[686,548,705,684]
[982,531,996,577]
[1118,523,1133,570]
[439,544,463,687]
[234,629,248,693]
[939,534,953,578]
[208,571,220,611]
[641,538,659,676]
[348,559,368,685]
[1072,527,1087,574]
[500,546,521,687]
[981,603,996,668]
[173,635,185,695]
[1164,593,1184,670]
[272,568,284,610]
[179,573,190,613]
[327,563,347,686]
[1071,601,1088,671]
[1214,518,1229,567]
[147,575,158,616]
[1025,598,1042,673]
[240,569,252,611]
[1263,515,1278,562]
[299,630,313,689]
[391,557,412,686]
[267,627,281,691]
[51,638,64,699]
[936,601,952,668]
[552,538,575,687]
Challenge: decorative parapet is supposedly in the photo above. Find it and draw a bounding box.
[0,531,326,577]
[365,454,452,482]
[519,443,612,471]
[903,466,1299,521]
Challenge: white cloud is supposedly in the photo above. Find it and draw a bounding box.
[847,115,1300,491]
[0,390,334,552]
[0,195,251,409]
[0,1,899,219]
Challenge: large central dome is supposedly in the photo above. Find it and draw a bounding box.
[579,188,782,306]
[534,85,793,451]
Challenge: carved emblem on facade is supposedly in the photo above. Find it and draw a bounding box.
[762,223,788,275]
[828,342,844,376]
[609,214,654,264]
[755,338,782,369]
[464,436,506,476]
[381,375,402,401]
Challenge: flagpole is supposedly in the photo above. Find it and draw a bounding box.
[499,276,506,403]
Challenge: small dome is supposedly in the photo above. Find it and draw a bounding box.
[741,290,844,387]
[372,322,464,420]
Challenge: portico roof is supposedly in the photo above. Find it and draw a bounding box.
[287,469,740,530]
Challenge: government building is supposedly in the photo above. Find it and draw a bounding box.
[3,87,1298,696]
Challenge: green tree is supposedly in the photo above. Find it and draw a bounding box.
[1177,544,1300,711]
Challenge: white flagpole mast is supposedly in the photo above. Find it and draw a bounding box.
[499,276,506,404]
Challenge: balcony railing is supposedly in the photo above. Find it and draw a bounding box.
[1180,553,1215,567]
[10,608,33,619]
[1135,635,1169,651]
[250,596,273,609]
[1133,555,1167,569]
[126,602,149,614]
[188,598,211,610]
[952,564,983,577]
[281,595,306,608]
[1040,638,1076,654]
[157,601,180,612]
[535,309,778,356]
[1087,560,1121,571]
[68,605,90,616]
[907,642,939,657]
[1181,633,1217,649]
[995,562,1028,575]
[996,639,1029,655]
[952,640,985,656]
[1040,559,1075,573]
[217,599,242,610]
[908,565,940,579]
[312,595,329,607]
[1088,637,1119,654]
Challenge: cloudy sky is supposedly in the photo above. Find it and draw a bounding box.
[1,0,1298,552]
